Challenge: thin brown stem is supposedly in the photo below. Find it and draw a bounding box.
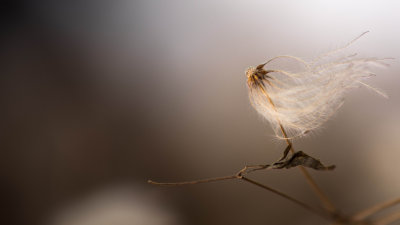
[297,165,336,213]
[147,164,272,186]
[148,175,237,186]
[373,211,400,225]
[240,176,331,221]
[258,84,337,213]
[353,198,400,221]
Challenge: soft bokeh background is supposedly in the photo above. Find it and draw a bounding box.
[1,1,400,225]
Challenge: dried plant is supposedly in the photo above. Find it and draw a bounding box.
[246,31,389,140]
[149,32,398,225]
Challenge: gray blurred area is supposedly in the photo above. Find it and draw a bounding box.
[1,1,400,225]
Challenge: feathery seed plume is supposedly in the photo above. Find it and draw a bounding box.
[246,31,390,139]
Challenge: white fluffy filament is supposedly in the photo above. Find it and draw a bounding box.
[246,32,390,139]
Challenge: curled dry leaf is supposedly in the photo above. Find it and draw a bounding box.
[273,151,335,171]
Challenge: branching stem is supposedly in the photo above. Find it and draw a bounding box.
[148,168,331,220]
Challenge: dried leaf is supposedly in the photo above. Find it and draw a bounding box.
[273,151,335,171]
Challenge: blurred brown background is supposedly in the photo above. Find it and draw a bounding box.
[1,1,400,225]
